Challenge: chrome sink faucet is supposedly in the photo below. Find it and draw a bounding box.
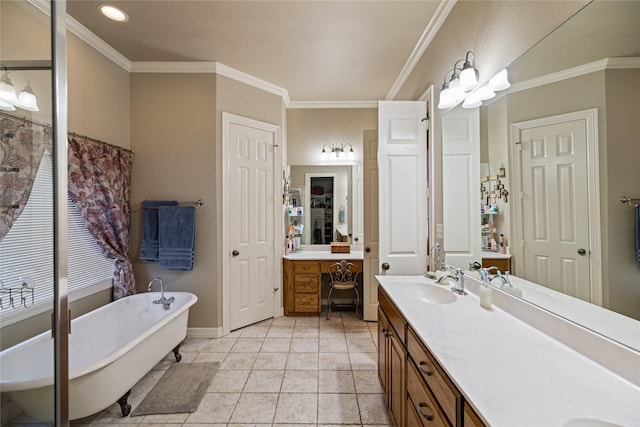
[148,277,174,309]
[436,264,467,295]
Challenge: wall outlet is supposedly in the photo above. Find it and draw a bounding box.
[436,223,443,239]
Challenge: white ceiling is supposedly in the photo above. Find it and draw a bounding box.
[66,0,450,104]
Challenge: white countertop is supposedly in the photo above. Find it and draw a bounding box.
[481,250,512,259]
[283,250,364,261]
[376,275,640,427]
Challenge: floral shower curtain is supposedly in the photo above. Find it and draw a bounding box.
[0,116,52,241]
[68,137,135,299]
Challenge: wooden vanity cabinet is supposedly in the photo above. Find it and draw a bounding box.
[378,305,406,427]
[283,259,321,315]
[378,287,486,427]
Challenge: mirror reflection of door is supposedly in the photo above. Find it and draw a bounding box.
[307,175,335,244]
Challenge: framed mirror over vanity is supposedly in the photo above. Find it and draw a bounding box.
[442,0,640,352]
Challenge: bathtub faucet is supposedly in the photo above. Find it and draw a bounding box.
[148,277,174,309]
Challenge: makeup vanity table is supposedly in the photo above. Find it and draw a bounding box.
[282,249,364,316]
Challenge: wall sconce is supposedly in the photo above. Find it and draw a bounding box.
[437,50,510,110]
[320,143,354,161]
[0,71,39,112]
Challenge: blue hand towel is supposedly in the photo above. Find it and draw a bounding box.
[140,200,178,261]
[636,205,640,269]
[158,205,196,271]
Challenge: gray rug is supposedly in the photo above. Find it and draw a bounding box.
[131,362,219,416]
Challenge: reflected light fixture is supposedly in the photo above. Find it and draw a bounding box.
[321,143,354,160]
[99,4,129,22]
[0,71,39,112]
[489,69,511,91]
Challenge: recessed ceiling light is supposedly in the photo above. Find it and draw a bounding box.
[99,4,129,22]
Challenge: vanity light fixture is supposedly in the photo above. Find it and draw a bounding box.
[99,4,129,22]
[321,143,354,161]
[437,53,511,110]
[0,71,39,112]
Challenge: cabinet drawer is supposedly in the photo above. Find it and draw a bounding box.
[293,261,320,274]
[294,274,320,293]
[481,257,510,272]
[407,327,461,424]
[294,294,319,312]
[378,287,407,344]
[407,360,449,427]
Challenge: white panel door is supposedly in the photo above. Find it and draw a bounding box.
[363,129,379,321]
[442,107,481,269]
[378,101,428,275]
[518,118,590,301]
[227,116,276,331]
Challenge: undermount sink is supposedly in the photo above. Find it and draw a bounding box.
[415,284,457,304]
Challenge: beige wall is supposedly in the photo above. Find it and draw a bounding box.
[130,73,284,331]
[604,68,640,319]
[129,73,218,329]
[287,108,377,165]
[67,33,130,148]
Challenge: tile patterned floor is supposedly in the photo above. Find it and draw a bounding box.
[7,312,391,427]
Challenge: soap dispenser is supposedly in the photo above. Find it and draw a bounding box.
[479,269,492,309]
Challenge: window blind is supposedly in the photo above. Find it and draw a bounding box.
[0,152,114,326]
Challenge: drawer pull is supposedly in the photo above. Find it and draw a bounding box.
[419,361,434,376]
[418,403,435,421]
[381,327,391,338]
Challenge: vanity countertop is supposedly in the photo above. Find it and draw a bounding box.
[283,250,364,261]
[481,250,511,259]
[376,275,640,426]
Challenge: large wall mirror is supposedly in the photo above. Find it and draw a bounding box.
[443,0,640,351]
[288,164,363,246]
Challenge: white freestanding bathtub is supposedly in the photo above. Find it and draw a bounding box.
[0,291,198,421]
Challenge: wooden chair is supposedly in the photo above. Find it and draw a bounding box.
[326,259,360,319]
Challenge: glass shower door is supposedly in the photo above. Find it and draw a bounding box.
[1,0,68,423]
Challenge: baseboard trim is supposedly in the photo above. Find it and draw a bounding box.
[187,327,224,339]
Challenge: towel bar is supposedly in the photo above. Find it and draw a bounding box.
[137,199,205,211]
[619,196,640,207]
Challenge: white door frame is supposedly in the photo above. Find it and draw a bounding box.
[511,108,601,305]
[222,112,282,336]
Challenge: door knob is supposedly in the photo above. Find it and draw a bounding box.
[577,248,587,256]
[354,237,359,242]
[381,262,390,271]
[232,250,240,257]
[365,247,371,253]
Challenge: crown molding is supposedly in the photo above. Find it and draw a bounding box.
[385,0,457,100]
[28,0,132,72]
[130,62,291,105]
[509,57,640,95]
[288,101,378,109]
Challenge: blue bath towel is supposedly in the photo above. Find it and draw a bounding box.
[140,200,178,261]
[636,205,640,269]
[158,205,196,271]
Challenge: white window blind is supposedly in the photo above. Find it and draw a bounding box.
[0,151,114,326]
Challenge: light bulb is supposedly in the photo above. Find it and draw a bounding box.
[459,66,478,91]
[0,74,18,105]
[16,86,39,111]
[474,85,495,101]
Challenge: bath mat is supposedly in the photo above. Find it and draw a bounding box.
[130,361,218,416]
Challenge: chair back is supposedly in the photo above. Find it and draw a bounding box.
[328,260,360,284]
